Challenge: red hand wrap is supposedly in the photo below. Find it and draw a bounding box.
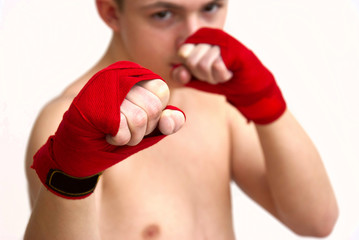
[32,61,182,199]
[184,28,286,124]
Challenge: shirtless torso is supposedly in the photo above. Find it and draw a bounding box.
[97,90,234,239]
[24,0,338,238]
[25,59,244,239]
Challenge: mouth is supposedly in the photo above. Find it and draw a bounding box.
[170,63,182,69]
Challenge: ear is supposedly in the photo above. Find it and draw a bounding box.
[96,0,121,31]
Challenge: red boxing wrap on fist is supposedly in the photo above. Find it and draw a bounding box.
[32,61,181,199]
[184,28,286,124]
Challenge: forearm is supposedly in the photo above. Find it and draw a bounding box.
[24,186,101,240]
[255,110,338,236]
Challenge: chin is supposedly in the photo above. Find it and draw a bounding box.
[147,64,170,78]
[143,62,184,88]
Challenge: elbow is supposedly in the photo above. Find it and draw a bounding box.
[293,204,339,238]
[306,214,338,238]
[312,201,339,238]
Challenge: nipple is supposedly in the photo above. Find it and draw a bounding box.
[142,224,161,239]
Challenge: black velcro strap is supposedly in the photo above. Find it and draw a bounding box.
[46,169,101,198]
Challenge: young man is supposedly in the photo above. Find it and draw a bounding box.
[24,0,338,239]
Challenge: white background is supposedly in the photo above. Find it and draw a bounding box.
[1,0,359,239]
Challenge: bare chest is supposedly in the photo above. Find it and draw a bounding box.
[96,98,235,239]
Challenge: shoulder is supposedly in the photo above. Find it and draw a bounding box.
[30,74,89,151]
[37,96,74,131]
[25,68,98,205]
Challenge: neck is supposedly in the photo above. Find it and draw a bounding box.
[98,35,127,65]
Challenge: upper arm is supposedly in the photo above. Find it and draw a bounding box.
[227,104,279,217]
[25,97,72,208]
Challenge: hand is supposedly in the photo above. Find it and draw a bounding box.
[106,79,185,146]
[172,43,233,85]
[173,28,286,124]
[32,61,185,199]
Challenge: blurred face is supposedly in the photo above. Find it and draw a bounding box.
[114,0,228,82]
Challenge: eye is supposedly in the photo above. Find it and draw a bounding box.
[202,3,221,13]
[152,10,173,21]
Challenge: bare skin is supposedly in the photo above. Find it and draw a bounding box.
[24,0,338,239]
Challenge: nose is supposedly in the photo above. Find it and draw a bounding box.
[175,14,203,49]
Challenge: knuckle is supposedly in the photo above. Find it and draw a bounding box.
[128,137,143,146]
[186,60,203,79]
[198,43,210,50]
[114,133,131,146]
[198,60,211,73]
[213,60,230,83]
[151,79,166,90]
[213,45,221,55]
[155,81,170,104]
[146,97,163,119]
[213,59,225,74]
[111,116,131,145]
[132,109,147,128]
[179,44,195,58]
[185,57,197,69]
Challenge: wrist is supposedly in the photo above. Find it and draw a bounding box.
[45,169,102,199]
[232,83,287,124]
[32,136,102,200]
